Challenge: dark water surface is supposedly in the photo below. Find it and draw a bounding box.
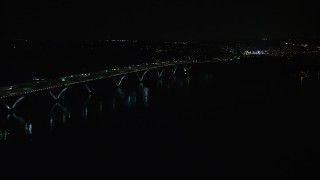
[1,61,320,179]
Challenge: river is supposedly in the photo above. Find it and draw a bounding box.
[1,61,320,179]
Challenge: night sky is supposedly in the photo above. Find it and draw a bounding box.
[1,0,319,40]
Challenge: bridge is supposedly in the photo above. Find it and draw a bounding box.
[0,58,229,140]
[0,60,221,100]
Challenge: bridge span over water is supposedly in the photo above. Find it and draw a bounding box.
[0,60,218,100]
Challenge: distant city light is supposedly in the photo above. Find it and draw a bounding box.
[242,50,268,55]
[105,40,138,43]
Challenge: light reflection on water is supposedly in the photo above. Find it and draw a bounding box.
[0,68,306,144]
[49,103,70,129]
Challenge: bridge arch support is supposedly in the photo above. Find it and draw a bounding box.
[3,96,25,110]
[172,66,178,75]
[50,87,68,101]
[157,69,165,78]
[137,70,149,82]
[85,84,92,93]
[113,76,126,87]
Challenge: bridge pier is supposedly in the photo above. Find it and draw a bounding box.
[113,76,126,87]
